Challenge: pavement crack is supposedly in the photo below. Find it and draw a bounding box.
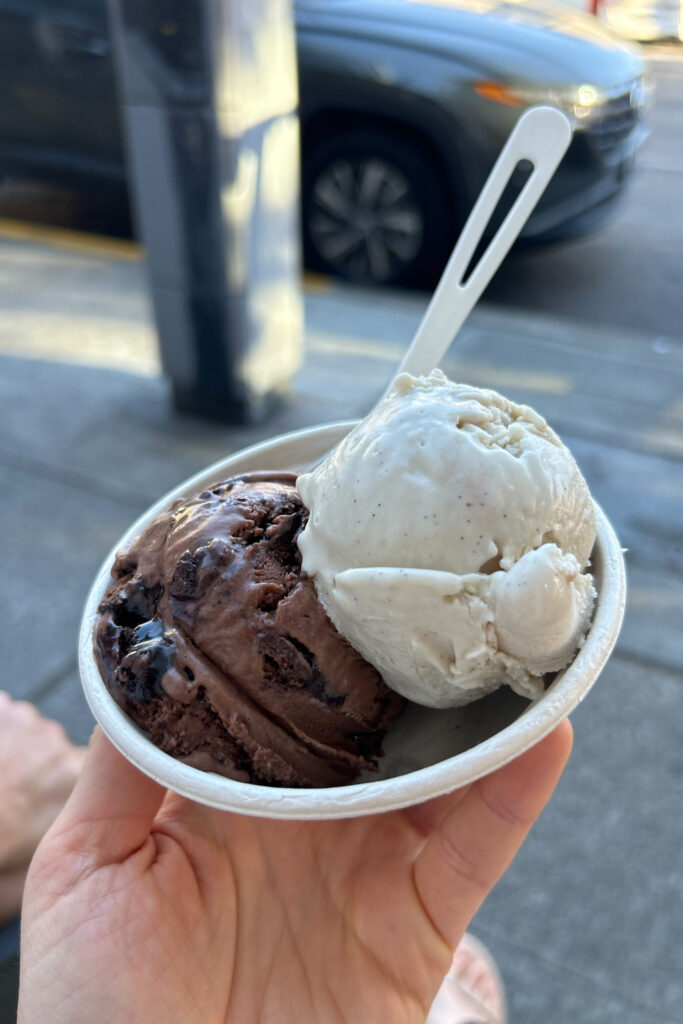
[0,444,152,511]
[28,655,80,704]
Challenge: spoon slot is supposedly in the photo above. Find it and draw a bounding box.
[387,106,572,391]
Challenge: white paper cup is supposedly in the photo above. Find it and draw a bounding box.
[79,421,626,820]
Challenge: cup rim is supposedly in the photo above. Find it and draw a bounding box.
[79,420,627,820]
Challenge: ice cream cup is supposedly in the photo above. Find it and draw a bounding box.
[79,421,626,820]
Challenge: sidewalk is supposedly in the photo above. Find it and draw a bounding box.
[1,235,682,1024]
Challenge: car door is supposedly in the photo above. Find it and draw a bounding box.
[0,0,124,180]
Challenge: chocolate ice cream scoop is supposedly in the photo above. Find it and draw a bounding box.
[94,473,403,788]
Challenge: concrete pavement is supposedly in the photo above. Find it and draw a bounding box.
[0,233,682,1024]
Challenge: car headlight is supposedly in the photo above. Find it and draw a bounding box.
[473,76,651,129]
[473,79,603,126]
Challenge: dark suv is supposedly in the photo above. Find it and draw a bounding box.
[0,0,648,286]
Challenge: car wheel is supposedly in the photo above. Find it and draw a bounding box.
[302,127,455,288]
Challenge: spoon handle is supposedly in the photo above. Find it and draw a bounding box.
[388,105,572,390]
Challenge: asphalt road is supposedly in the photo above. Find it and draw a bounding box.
[485,48,683,341]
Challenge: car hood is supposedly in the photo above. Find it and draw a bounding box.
[295,0,644,87]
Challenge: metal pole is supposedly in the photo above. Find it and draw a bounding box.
[107,0,303,422]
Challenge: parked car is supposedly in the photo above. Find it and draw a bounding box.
[0,0,649,287]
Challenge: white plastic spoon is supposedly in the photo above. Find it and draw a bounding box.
[303,106,572,472]
[386,105,572,392]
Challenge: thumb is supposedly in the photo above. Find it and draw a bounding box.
[414,720,573,950]
[44,727,167,870]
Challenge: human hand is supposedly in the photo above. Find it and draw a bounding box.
[0,692,85,872]
[19,722,571,1024]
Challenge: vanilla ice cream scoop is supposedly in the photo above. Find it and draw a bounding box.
[297,370,597,708]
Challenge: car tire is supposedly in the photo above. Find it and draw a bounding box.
[302,126,456,288]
